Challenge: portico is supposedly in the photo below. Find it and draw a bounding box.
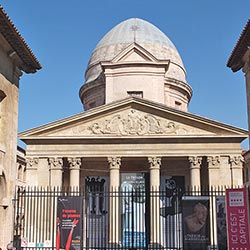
[20,97,246,189]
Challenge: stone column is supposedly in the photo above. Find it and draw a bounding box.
[68,157,81,188]
[26,157,39,186]
[48,157,63,187]
[108,156,121,248]
[229,155,244,186]
[207,156,221,247]
[188,156,202,188]
[148,156,161,247]
[148,157,161,191]
[207,156,220,186]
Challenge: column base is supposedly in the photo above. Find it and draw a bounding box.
[148,243,164,250]
[108,242,121,250]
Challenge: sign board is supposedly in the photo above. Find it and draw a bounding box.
[121,173,147,247]
[21,238,28,247]
[57,196,83,250]
[226,188,250,250]
[216,196,227,250]
[182,196,210,250]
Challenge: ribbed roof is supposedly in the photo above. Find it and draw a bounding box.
[95,18,176,51]
[0,5,41,73]
[86,18,184,83]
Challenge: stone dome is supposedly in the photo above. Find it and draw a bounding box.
[85,18,186,83]
[80,18,192,111]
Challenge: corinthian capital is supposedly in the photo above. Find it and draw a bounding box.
[26,157,39,169]
[48,157,63,169]
[229,155,244,168]
[108,156,121,170]
[189,156,202,168]
[207,156,220,169]
[68,157,81,169]
[148,156,161,169]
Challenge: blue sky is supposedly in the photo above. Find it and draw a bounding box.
[1,1,250,148]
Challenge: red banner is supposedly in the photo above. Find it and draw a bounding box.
[226,188,250,250]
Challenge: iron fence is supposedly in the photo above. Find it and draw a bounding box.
[13,186,229,250]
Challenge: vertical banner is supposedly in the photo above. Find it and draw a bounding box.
[182,196,210,250]
[121,173,146,248]
[226,188,250,250]
[216,196,227,250]
[57,197,82,250]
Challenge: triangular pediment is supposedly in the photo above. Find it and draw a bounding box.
[19,98,247,142]
[112,43,160,63]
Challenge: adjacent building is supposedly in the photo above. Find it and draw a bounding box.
[227,19,250,185]
[0,6,41,249]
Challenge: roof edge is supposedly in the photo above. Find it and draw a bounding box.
[19,96,248,138]
[227,19,250,72]
[0,5,42,73]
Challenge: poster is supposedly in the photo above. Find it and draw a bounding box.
[121,173,147,247]
[57,196,83,250]
[216,197,227,250]
[160,176,185,248]
[160,176,185,216]
[85,176,109,249]
[182,196,210,250]
[226,188,250,250]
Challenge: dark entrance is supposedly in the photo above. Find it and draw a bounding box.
[120,173,150,250]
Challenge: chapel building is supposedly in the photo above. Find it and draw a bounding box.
[4,17,248,250]
[20,18,247,191]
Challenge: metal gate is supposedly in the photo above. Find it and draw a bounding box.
[13,186,226,250]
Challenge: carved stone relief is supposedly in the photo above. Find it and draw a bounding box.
[85,109,189,136]
[48,109,215,137]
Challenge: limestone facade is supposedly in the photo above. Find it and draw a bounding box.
[20,98,247,190]
[20,18,248,195]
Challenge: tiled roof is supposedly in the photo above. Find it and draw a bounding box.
[227,19,250,72]
[0,5,41,73]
